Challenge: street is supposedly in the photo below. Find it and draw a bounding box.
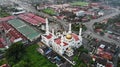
[83,8,120,46]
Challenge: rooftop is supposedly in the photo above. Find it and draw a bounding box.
[44,34,53,39]
[54,38,68,46]
[1,22,26,43]
[0,16,15,22]
[8,19,40,41]
[0,38,5,48]
[18,13,45,26]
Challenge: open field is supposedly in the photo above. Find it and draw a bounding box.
[70,1,89,6]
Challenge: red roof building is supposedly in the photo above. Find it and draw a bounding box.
[18,13,46,25]
[115,22,120,27]
[97,45,113,60]
[26,13,45,24]
[106,63,113,67]
[0,16,15,22]
[18,14,39,26]
[90,3,100,7]
[0,38,5,48]
[1,22,26,43]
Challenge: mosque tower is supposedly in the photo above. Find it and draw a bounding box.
[45,18,49,35]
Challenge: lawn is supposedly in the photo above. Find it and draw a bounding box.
[23,44,57,67]
[70,1,89,6]
[42,8,56,15]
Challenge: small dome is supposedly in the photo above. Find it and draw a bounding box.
[66,34,72,39]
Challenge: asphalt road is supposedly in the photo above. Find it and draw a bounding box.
[84,8,120,32]
[83,8,120,46]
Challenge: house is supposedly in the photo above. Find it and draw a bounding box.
[76,10,85,17]
[96,58,107,67]
[98,11,104,16]
[79,53,92,64]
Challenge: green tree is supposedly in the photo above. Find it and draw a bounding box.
[79,63,87,67]
[72,23,87,32]
[0,59,7,65]
[100,31,105,36]
[13,60,29,67]
[5,42,25,66]
[78,46,88,54]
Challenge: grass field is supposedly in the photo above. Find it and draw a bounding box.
[23,44,56,67]
[0,44,57,67]
[70,1,89,6]
[42,8,56,15]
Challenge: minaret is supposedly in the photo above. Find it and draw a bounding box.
[78,25,82,48]
[52,29,55,39]
[52,29,54,36]
[61,35,64,47]
[51,29,54,47]
[60,35,64,54]
[46,18,49,35]
[79,25,82,36]
[68,23,72,34]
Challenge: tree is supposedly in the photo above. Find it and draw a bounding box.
[0,59,7,65]
[78,46,88,54]
[79,63,87,67]
[5,42,25,66]
[13,60,29,67]
[82,24,87,31]
[72,23,87,32]
[100,31,105,36]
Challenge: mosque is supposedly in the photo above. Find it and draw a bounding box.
[41,18,82,57]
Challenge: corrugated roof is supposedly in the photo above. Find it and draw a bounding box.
[1,22,26,42]
[8,19,40,41]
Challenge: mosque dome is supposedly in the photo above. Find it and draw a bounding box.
[66,34,72,39]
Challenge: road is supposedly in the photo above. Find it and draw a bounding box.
[11,0,120,46]
[83,8,120,46]
[84,8,120,32]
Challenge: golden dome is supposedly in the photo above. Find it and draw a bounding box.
[66,34,72,39]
